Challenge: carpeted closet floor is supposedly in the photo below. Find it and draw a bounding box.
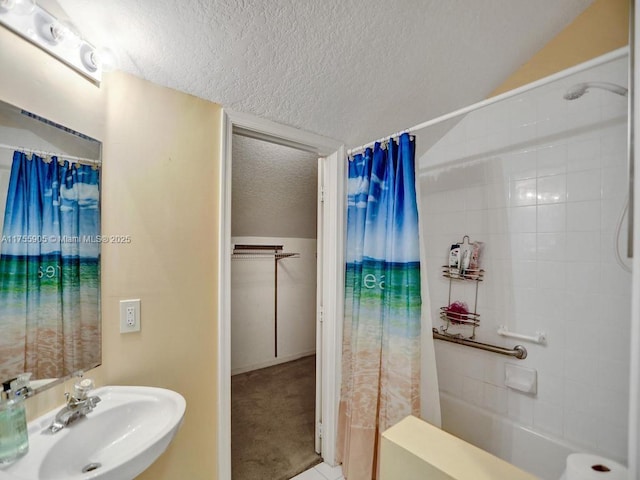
[232,355,322,480]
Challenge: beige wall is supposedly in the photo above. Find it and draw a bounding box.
[491,0,629,96]
[0,27,222,480]
[101,71,221,479]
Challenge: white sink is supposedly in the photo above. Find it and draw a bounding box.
[0,386,186,480]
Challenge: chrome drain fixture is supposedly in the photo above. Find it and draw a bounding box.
[82,463,102,473]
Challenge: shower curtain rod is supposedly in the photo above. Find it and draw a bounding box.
[347,46,629,156]
[0,143,101,167]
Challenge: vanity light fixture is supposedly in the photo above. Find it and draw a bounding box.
[0,1,101,83]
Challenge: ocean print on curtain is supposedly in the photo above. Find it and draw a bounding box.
[338,133,421,479]
[0,151,101,381]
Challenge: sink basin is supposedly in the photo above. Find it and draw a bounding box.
[0,386,186,480]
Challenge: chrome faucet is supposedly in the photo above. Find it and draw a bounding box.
[48,378,101,433]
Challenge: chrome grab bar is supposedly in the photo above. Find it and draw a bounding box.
[432,328,527,360]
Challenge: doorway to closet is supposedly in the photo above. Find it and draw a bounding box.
[229,133,321,479]
[217,110,345,480]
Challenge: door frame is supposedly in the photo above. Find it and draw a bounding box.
[315,156,325,454]
[630,2,640,475]
[217,109,346,480]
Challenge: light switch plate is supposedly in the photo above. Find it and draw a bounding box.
[120,299,141,333]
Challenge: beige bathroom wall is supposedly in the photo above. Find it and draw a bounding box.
[0,26,222,480]
[491,0,629,96]
[100,70,221,479]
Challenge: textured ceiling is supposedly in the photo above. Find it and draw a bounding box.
[53,0,593,147]
[231,134,317,239]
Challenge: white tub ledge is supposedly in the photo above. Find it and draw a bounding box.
[380,415,539,480]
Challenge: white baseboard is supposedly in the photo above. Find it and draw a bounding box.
[231,349,316,376]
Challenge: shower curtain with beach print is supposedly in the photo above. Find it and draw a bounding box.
[0,151,101,381]
[338,133,421,480]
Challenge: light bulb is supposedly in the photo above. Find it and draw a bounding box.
[34,10,60,45]
[49,22,65,43]
[50,21,82,49]
[0,0,15,12]
[95,47,118,72]
[0,0,35,15]
[80,43,98,72]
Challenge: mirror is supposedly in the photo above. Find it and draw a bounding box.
[0,98,101,396]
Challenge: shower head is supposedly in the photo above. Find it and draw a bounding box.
[563,81,628,100]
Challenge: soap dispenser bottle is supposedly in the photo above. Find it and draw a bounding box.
[0,389,15,464]
[0,388,29,464]
[11,389,29,459]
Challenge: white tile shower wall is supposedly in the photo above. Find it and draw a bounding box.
[417,56,630,465]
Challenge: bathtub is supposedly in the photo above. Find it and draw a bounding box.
[440,393,576,480]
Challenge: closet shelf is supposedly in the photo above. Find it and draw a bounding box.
[231,252,300,260]
[231,244,299,260]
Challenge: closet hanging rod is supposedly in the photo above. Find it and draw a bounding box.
[231,244,299,259]
[231,253,300,259]
[347,46,628,155]
[234,244,283,251]
[432,328,527,360]
[0,143,101,167]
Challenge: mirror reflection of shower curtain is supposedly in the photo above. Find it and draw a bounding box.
[338,133,429,480]
[0,151,101,380]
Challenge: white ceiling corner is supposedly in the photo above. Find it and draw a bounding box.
[54,0,595,147]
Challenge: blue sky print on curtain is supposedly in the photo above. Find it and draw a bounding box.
[0,152,101,380]
[338,133,421,480]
